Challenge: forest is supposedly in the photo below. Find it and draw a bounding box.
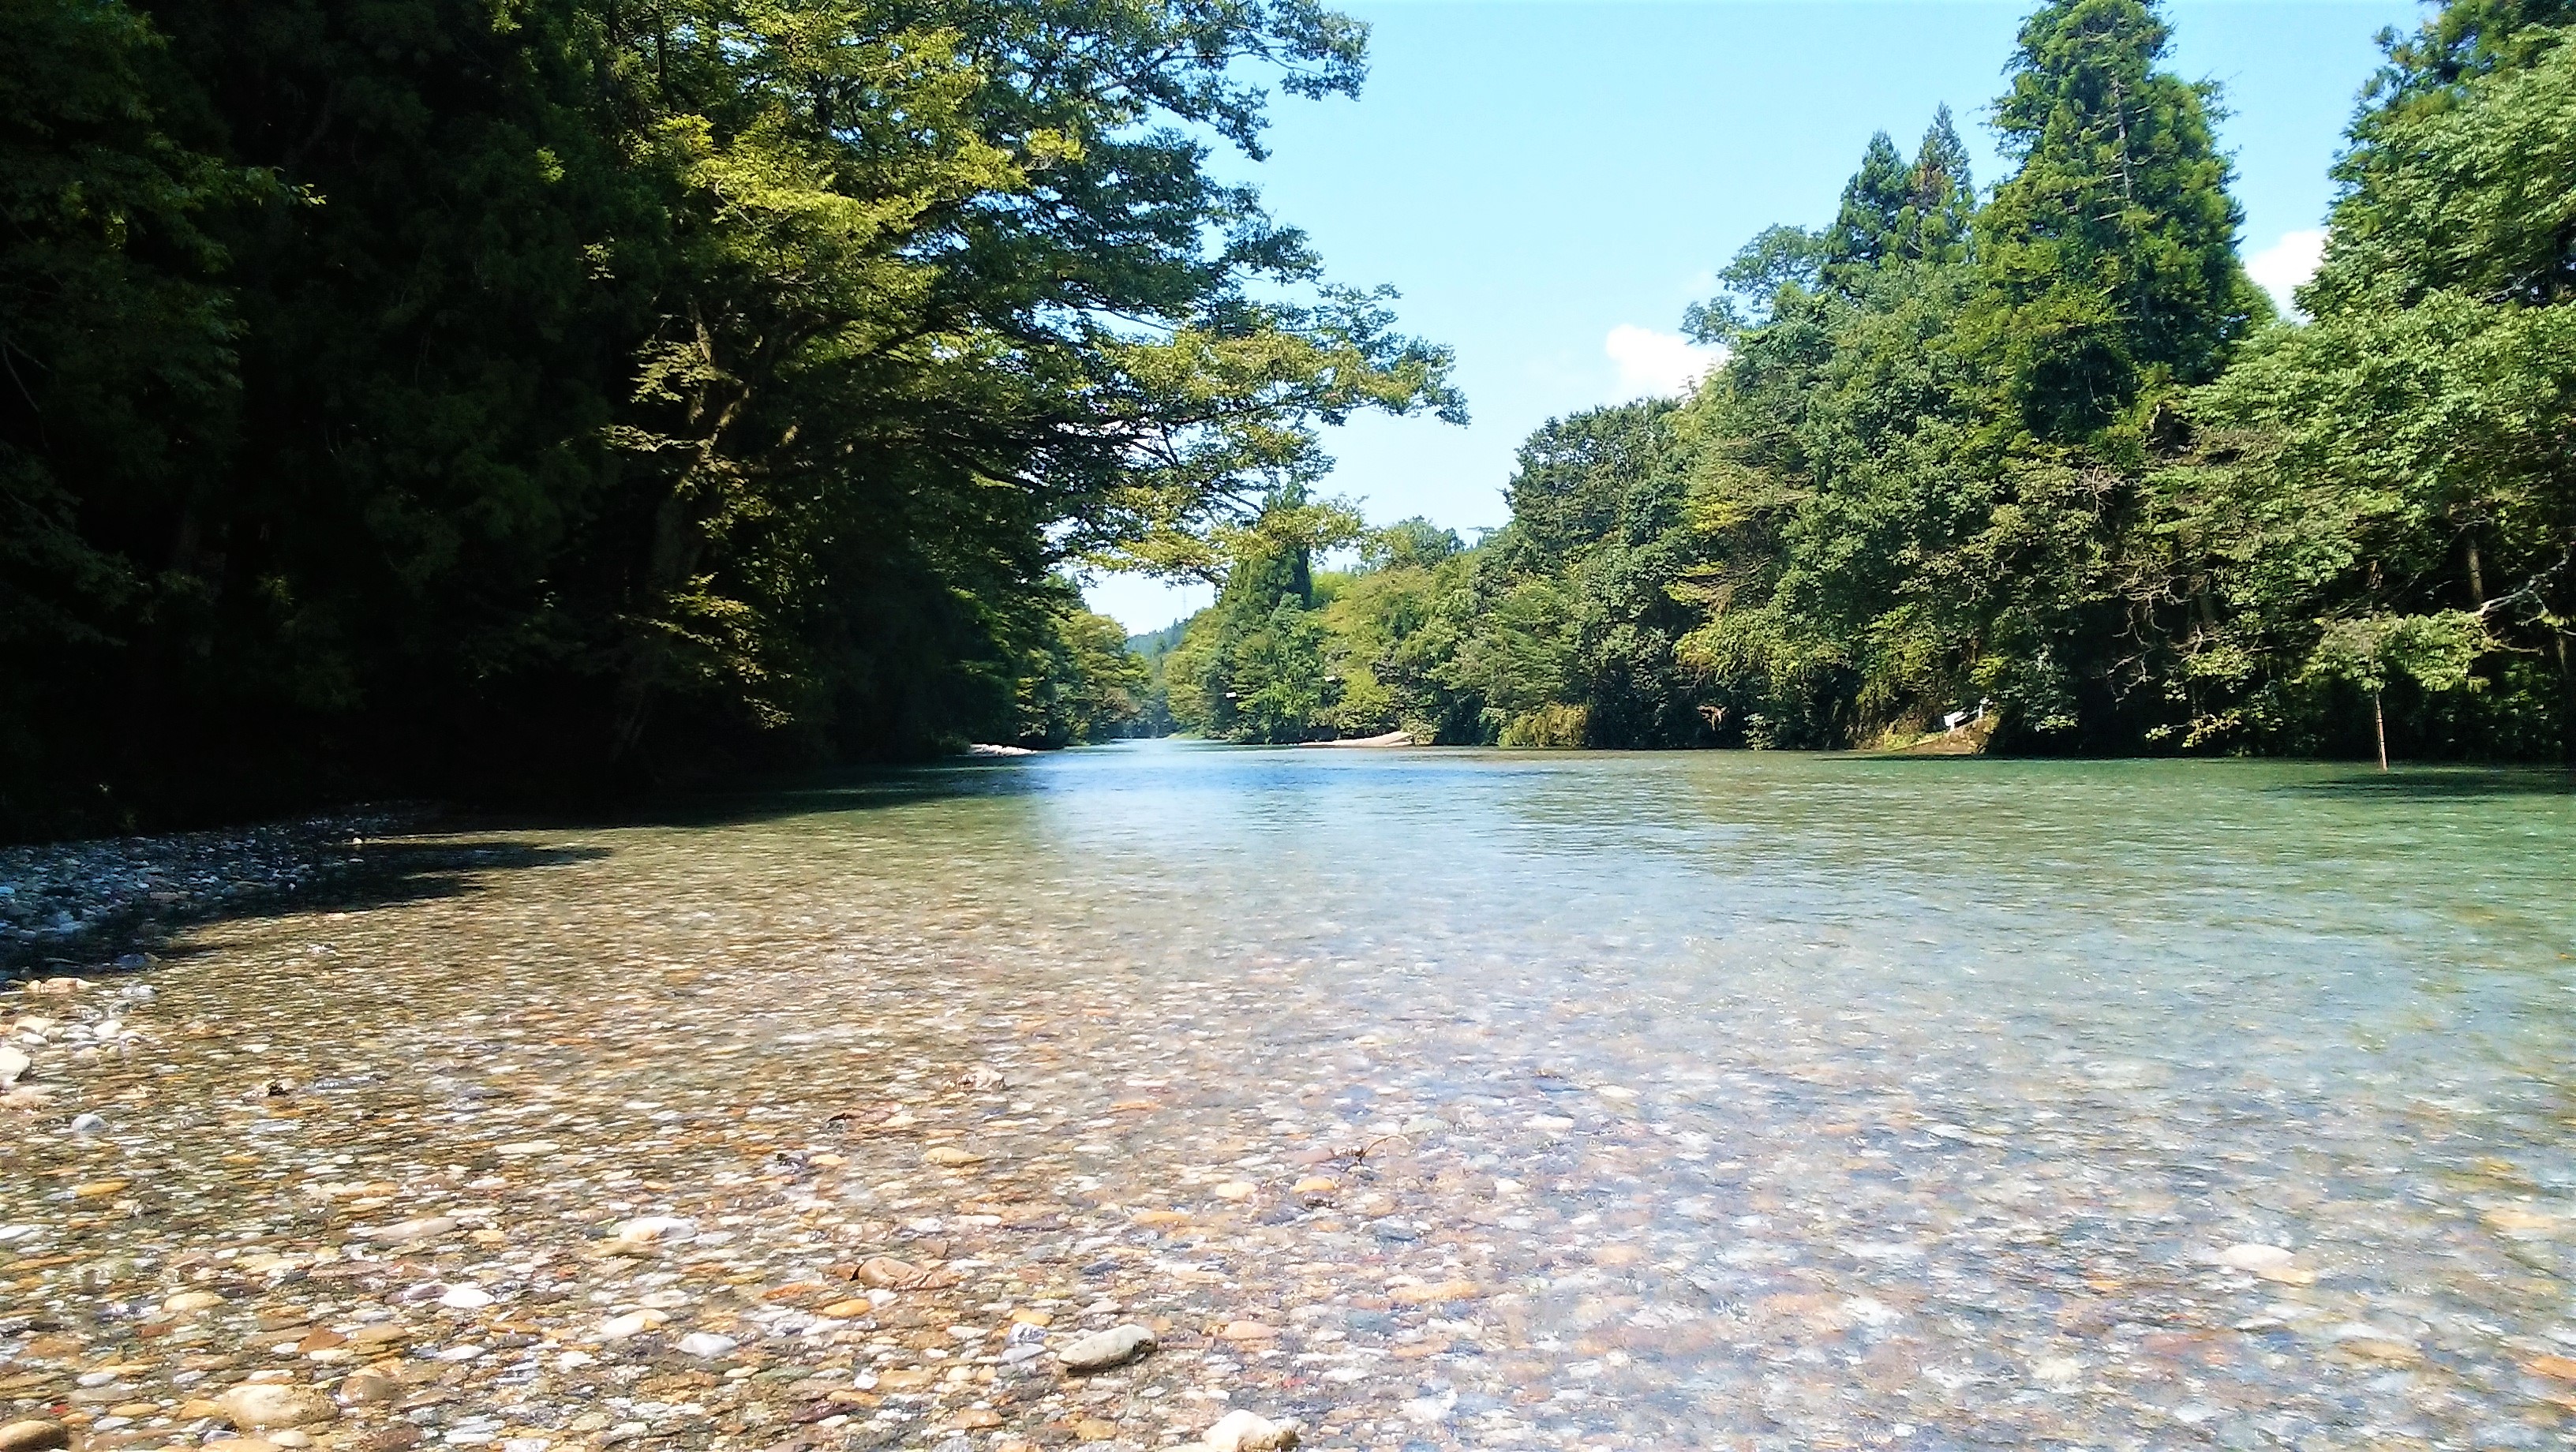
[6,0,2571,841]
[1,0,1456,836]
[1158,0,2576,763]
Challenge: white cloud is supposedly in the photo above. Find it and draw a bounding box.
[1604,324,1724,399]
[2245,229,2326,316]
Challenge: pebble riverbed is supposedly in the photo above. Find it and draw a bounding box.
[1,814,412,974]
[3,747,2575,1452]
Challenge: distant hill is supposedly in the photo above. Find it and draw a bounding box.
[1125,620,1188,663]
[1118,619,1189,738]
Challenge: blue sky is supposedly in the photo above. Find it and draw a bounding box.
[1084,0,2424,633]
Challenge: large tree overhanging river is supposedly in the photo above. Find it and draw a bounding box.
[6,745,2574,1448]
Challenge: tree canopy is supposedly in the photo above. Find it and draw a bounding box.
[1152,0,2574,766]
[0,0,1455,834]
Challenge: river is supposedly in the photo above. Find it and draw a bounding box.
[5,743,2574,1451]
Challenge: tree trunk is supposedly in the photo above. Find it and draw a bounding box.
[606,322,756,766]
[2375,688,2389,773]
[2559,633,2575,768]
[608,485,705,764]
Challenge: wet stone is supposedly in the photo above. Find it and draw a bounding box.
[1204,1409,1299,1450]
[215,1383,336,1429]
[1057,1324,1157,1372]
[335,1371,399,1405]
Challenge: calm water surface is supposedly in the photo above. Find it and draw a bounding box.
[12,744,2576,1452]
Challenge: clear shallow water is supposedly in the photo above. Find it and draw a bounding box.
[6,744,2576,1451]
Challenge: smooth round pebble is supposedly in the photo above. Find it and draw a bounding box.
[1056,1323,1156,1372]
[0,1420,70,1452]
[216,1383,338,1430]
[1205,1409,1300,1451]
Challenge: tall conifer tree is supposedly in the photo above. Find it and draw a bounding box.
[1898,106,1976,263]
[1822,133,1912,289]
[1974,0,2263,440]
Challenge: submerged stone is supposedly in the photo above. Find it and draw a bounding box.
[1204,1410,1300,1450]
[1057,1323,1156,1372]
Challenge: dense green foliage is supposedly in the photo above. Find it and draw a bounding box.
[1012,604,1149,749]
[0,0,1455,834]
[17,0,2567,801]
[1161,0,2574,762]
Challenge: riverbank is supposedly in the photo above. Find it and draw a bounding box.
[0,810,421,977]
[1299,732,1413,749]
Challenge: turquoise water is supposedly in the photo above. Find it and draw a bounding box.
[8,743,2575,1450]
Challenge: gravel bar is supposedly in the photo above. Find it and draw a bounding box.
[1,810,423,976]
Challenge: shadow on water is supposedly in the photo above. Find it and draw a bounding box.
[6,840,616,978]
[458,755,1039,836]
[3,757,1048,979]
[2274,766,2576,800]
[104,763,1028,965]
[1843,751,2576,801]
[293,840,614,914]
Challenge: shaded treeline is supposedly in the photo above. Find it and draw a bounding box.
[1166,0,2576,763]
[1,0,1455,836]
